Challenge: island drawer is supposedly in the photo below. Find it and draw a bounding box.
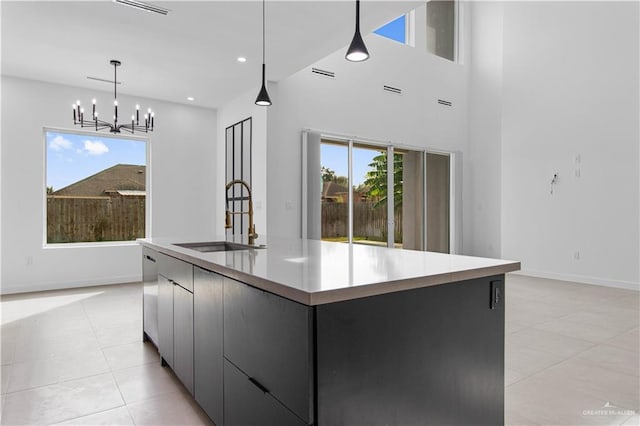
[224,358,308,426]
[157,252,193,292]
[223,277,314,424]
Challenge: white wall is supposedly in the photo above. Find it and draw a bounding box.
[469,1,639,289]
[266,30,469,240]
[465,1,503,259]
[1,76,217,294]
[215,86,269,241]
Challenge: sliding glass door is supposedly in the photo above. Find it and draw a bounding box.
[306,132,455,253]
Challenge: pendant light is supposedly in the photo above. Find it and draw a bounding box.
[255,0,272,106]
[346,0,369,62]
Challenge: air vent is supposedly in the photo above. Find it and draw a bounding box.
[383,85,402,95]
[311,68,335,78]
[113,0,170,15]
[87,76,122,85]
[437,99,452,107]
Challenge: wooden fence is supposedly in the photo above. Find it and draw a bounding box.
[322,202,402,241]
[47,196,145,243]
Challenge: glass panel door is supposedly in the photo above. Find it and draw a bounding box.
[320,141,349,242]
[354,144,388,247]
[426,152,450,253]
[398,149,425,250]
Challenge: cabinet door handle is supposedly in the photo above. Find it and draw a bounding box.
[145,255,156,263]
[248,377,269,394]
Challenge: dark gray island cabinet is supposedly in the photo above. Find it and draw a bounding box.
[140,239,519,426]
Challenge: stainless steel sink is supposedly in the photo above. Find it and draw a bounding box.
[174,241,260,253]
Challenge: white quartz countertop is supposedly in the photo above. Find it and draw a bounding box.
[139,236,520,306]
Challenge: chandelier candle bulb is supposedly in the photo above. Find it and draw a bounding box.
[92,99,96,117]
[72,105,76,123]
[136,105,140,124]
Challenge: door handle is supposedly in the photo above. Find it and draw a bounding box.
[248,377,269,394]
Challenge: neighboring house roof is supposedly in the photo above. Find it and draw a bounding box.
[322,181,348,198]
[322,181,369,202]
[52,164,146,196]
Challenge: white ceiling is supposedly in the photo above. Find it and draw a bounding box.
[1,1,420,108]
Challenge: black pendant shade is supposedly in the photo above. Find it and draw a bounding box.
[255,64,272,106]
[255,0,272,106]
[346,0,369,62]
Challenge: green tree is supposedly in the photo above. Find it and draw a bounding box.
[321,166,348,187]
[363,153,403,210]
[334,175,348,187]
[321,166,336,182]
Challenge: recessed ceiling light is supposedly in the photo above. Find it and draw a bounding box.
[237,57,247,63]
[187,97,195,101]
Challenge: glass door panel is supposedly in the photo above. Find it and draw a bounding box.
[320,141,349,242]
[398,149,425,250]
[353,144,388,246]
[426,152,450,253]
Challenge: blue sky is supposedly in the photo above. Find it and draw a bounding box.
[46,131,145,191]
[374,15,406,44]
[321,144,384,187]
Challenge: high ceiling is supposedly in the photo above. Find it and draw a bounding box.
[1,1,420,108]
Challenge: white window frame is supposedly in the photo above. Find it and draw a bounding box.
[42,127,151,248]
[426,0,460,63]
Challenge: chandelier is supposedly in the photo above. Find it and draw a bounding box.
[72,60,155,134]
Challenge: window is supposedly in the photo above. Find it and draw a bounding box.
[225,118,252,239]
[374,15,407,44]
[427,0,456,61]
[45,130,147,244]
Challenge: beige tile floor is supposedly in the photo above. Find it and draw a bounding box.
[505,275,639,426]
[0,275,638,425]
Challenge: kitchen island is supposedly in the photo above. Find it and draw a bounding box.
[139,237,520,426]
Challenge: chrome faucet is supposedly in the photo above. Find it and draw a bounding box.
[225,179,258,245]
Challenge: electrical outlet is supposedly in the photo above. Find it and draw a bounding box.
[490,280,504,310]
[574,168,581,178]
[573,251,580,261]
[26,256,33,266]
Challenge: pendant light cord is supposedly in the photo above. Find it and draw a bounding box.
[355,0,360,32]
[113,62,117,100]
[262,0,266,64]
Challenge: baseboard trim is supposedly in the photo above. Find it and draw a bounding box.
[0,274,142,295]
[512,269,639,292]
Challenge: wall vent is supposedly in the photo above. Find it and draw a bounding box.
[311,68,335,78]
[437,99,452,107]
[383,85,402,95]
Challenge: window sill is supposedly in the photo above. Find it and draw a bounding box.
[43,241,141,249]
